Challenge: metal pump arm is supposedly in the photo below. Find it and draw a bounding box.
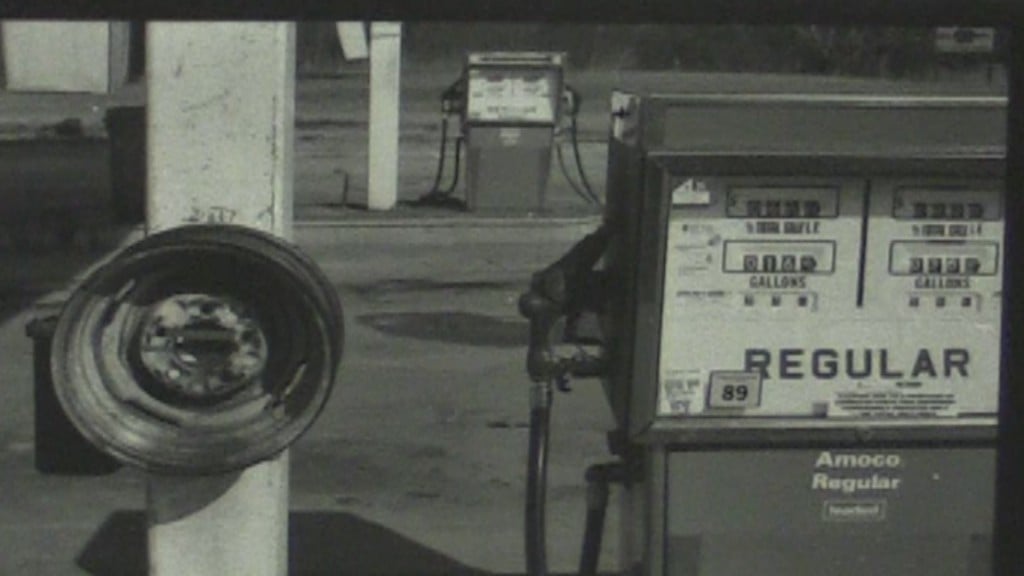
[519,224,611,384]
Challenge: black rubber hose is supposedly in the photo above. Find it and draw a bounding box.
[579,466,612,576]
[410,120,465,209]
[557,138,595,206]
[426,116,450,195]
[445,136,463,195]
[526,382,553,576]
[570,114,600,205]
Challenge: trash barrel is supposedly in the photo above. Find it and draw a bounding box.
[27,312,121,475]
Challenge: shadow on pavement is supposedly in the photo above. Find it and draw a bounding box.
[77,510,530,575]
[348,278,524,303]
[358,311,528,348]
[77,509,611,575]
[76,511,147,575]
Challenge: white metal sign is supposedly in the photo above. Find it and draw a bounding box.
[465,68,557,124]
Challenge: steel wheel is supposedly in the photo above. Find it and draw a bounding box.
[51,225,344,474]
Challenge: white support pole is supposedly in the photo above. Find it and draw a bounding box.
[355,21,401,211]
[144,22,296,576]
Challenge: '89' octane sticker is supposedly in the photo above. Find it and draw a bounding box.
[707,371,763,409]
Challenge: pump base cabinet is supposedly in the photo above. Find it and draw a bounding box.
[462,52,564,212]
[602,93,1006,576]
[620,447,993,576]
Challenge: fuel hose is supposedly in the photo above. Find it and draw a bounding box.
[527,380,554,576]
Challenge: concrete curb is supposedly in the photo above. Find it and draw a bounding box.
[294,214,602,246]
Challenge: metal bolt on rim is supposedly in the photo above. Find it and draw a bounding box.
[137,294,269,401]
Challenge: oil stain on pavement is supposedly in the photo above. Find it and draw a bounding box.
[348,278,524,302]
[358,311,527,348]
[352,278,528,347]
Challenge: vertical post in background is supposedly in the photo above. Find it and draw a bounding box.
[144,22,296,576]
[355,22,401,210]
[335,22,369,60]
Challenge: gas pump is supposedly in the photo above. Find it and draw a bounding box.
[521,92,1006,575]
[462,52,562,211]
[417,52,598,211]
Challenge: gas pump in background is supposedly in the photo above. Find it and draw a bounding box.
[415,52,599,211]
[520,92,1006,576]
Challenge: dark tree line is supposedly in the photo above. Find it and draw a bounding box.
[297,23,1003,78]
